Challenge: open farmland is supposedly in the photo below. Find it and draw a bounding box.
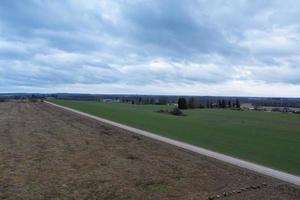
[0,102,300,199]
[51,100,300,176]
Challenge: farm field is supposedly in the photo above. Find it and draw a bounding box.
[1,101,300,199]
[51,100,300,175]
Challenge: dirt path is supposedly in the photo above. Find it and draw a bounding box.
[0,102,299,200]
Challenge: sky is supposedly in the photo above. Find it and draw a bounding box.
[0,0,300,97]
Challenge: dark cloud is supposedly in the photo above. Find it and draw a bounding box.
[120,0,235,58]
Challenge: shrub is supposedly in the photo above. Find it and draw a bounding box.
[170,107,183,116]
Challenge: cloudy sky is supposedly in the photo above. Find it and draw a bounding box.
[0,0,300,97]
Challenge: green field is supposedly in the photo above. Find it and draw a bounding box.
[51,100,300,175]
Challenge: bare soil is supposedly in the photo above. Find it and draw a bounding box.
[0,102,299,200]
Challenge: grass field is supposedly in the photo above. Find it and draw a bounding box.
[51,100,300,175]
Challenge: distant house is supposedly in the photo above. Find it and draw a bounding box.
[241,103,254,110]
[102,99,120,103]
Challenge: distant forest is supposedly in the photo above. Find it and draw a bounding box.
[1,93,299,108]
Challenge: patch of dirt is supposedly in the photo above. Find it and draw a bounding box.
[0,102,299,200]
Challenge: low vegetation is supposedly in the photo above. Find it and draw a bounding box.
[2,102,297,199]
[51,100,300,175]
[156,107,185,116]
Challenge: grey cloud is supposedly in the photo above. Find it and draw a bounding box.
[0,0,300,95]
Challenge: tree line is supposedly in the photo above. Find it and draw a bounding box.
[178,97,240,110]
